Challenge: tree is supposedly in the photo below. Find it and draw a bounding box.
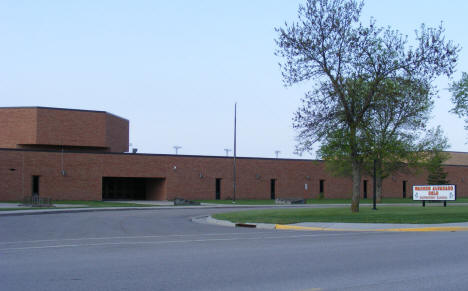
[319,78,443,203]
[426,151,450,185]
[449,72,468,132]
[362,78,434,202]
[275,0,459,212]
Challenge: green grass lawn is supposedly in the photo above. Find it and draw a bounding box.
[53,200,155,207]
[198,198,468,205]
[213,205,468,224]
[0,200,156,210]
[197,198,375,205]
[198,199,277,205]
[0,207,57,211]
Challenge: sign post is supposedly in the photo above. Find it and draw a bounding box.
[412,185,456,207]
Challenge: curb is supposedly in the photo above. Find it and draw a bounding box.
[275,224,468,232]
[191,215,276,230]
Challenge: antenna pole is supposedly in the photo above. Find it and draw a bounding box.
[233,103,237,203]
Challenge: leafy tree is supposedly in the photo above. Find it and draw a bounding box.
[362,78,434,202]
[426,151,450,185]
[275,0,459,212]
[319,79,442,203]
[449,72,468,132]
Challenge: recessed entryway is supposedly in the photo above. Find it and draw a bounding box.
[215,178,221,200]
[402,180,407,198]
[102,177,166,200]
[32,175,40,196]
[363,180,368,199]
[319,179,325,195]
[270,179,276,200]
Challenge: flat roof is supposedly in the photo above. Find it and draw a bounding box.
[0,147,322,162]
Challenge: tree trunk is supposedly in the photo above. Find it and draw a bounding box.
[351,160,361,213]
[376,174,383,203]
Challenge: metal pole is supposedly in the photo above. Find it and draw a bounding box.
[22,152,24,197]
[373,158,377,210]
[233,103,237,203]
[61,145,64,175]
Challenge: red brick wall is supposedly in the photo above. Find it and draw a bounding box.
[105,113,129,152]
[0,107,129,153]
[0,108,37,148]
[36,108,107,148]
[0,149,467,201]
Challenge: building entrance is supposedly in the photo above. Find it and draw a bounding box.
[102,177,166,200]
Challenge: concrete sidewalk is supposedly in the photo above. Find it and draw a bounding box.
[194,215,468,232]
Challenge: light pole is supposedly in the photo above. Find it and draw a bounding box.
[224,148,232,156]
[173,146,181,155]
[275,150,281,159]
[233,103,237,203]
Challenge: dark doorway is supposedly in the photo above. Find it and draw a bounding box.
[102,177,166,200]
[215,178,221,200]
[363,180,368,199]
[102,177,146,200]
[319,179,325,195]
[402,180,407,198]
[270,179,276,200]
[32,176,39,196]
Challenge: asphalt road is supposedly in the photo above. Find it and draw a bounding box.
[1,208,468,291]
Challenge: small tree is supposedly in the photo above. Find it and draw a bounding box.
[426,151,450,185]
[362,78,434,202]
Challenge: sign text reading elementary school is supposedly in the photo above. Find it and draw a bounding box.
[413,185,456,201]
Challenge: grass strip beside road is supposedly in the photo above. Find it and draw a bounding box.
[213,206,468,224]
[0,201,156,211]
[198,198,468,205]
[54,201,155,207]
[0,207,57,211]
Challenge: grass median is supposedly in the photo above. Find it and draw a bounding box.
[0,200,156,211]
[53,200,155,207]
[213,205,468,224]
[198,198,468,205]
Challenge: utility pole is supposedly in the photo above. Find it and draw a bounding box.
[233,103,237,203]
[224,148,232,156]
[275,150,281,159]
[173,146,181,155]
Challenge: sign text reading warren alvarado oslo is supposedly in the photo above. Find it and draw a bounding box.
[412,185,456,201]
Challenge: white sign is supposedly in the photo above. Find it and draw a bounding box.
[412,185,456,201]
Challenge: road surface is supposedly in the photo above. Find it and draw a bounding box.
[1,208,468,290]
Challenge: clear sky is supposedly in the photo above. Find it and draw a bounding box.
[1,0,466,158]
